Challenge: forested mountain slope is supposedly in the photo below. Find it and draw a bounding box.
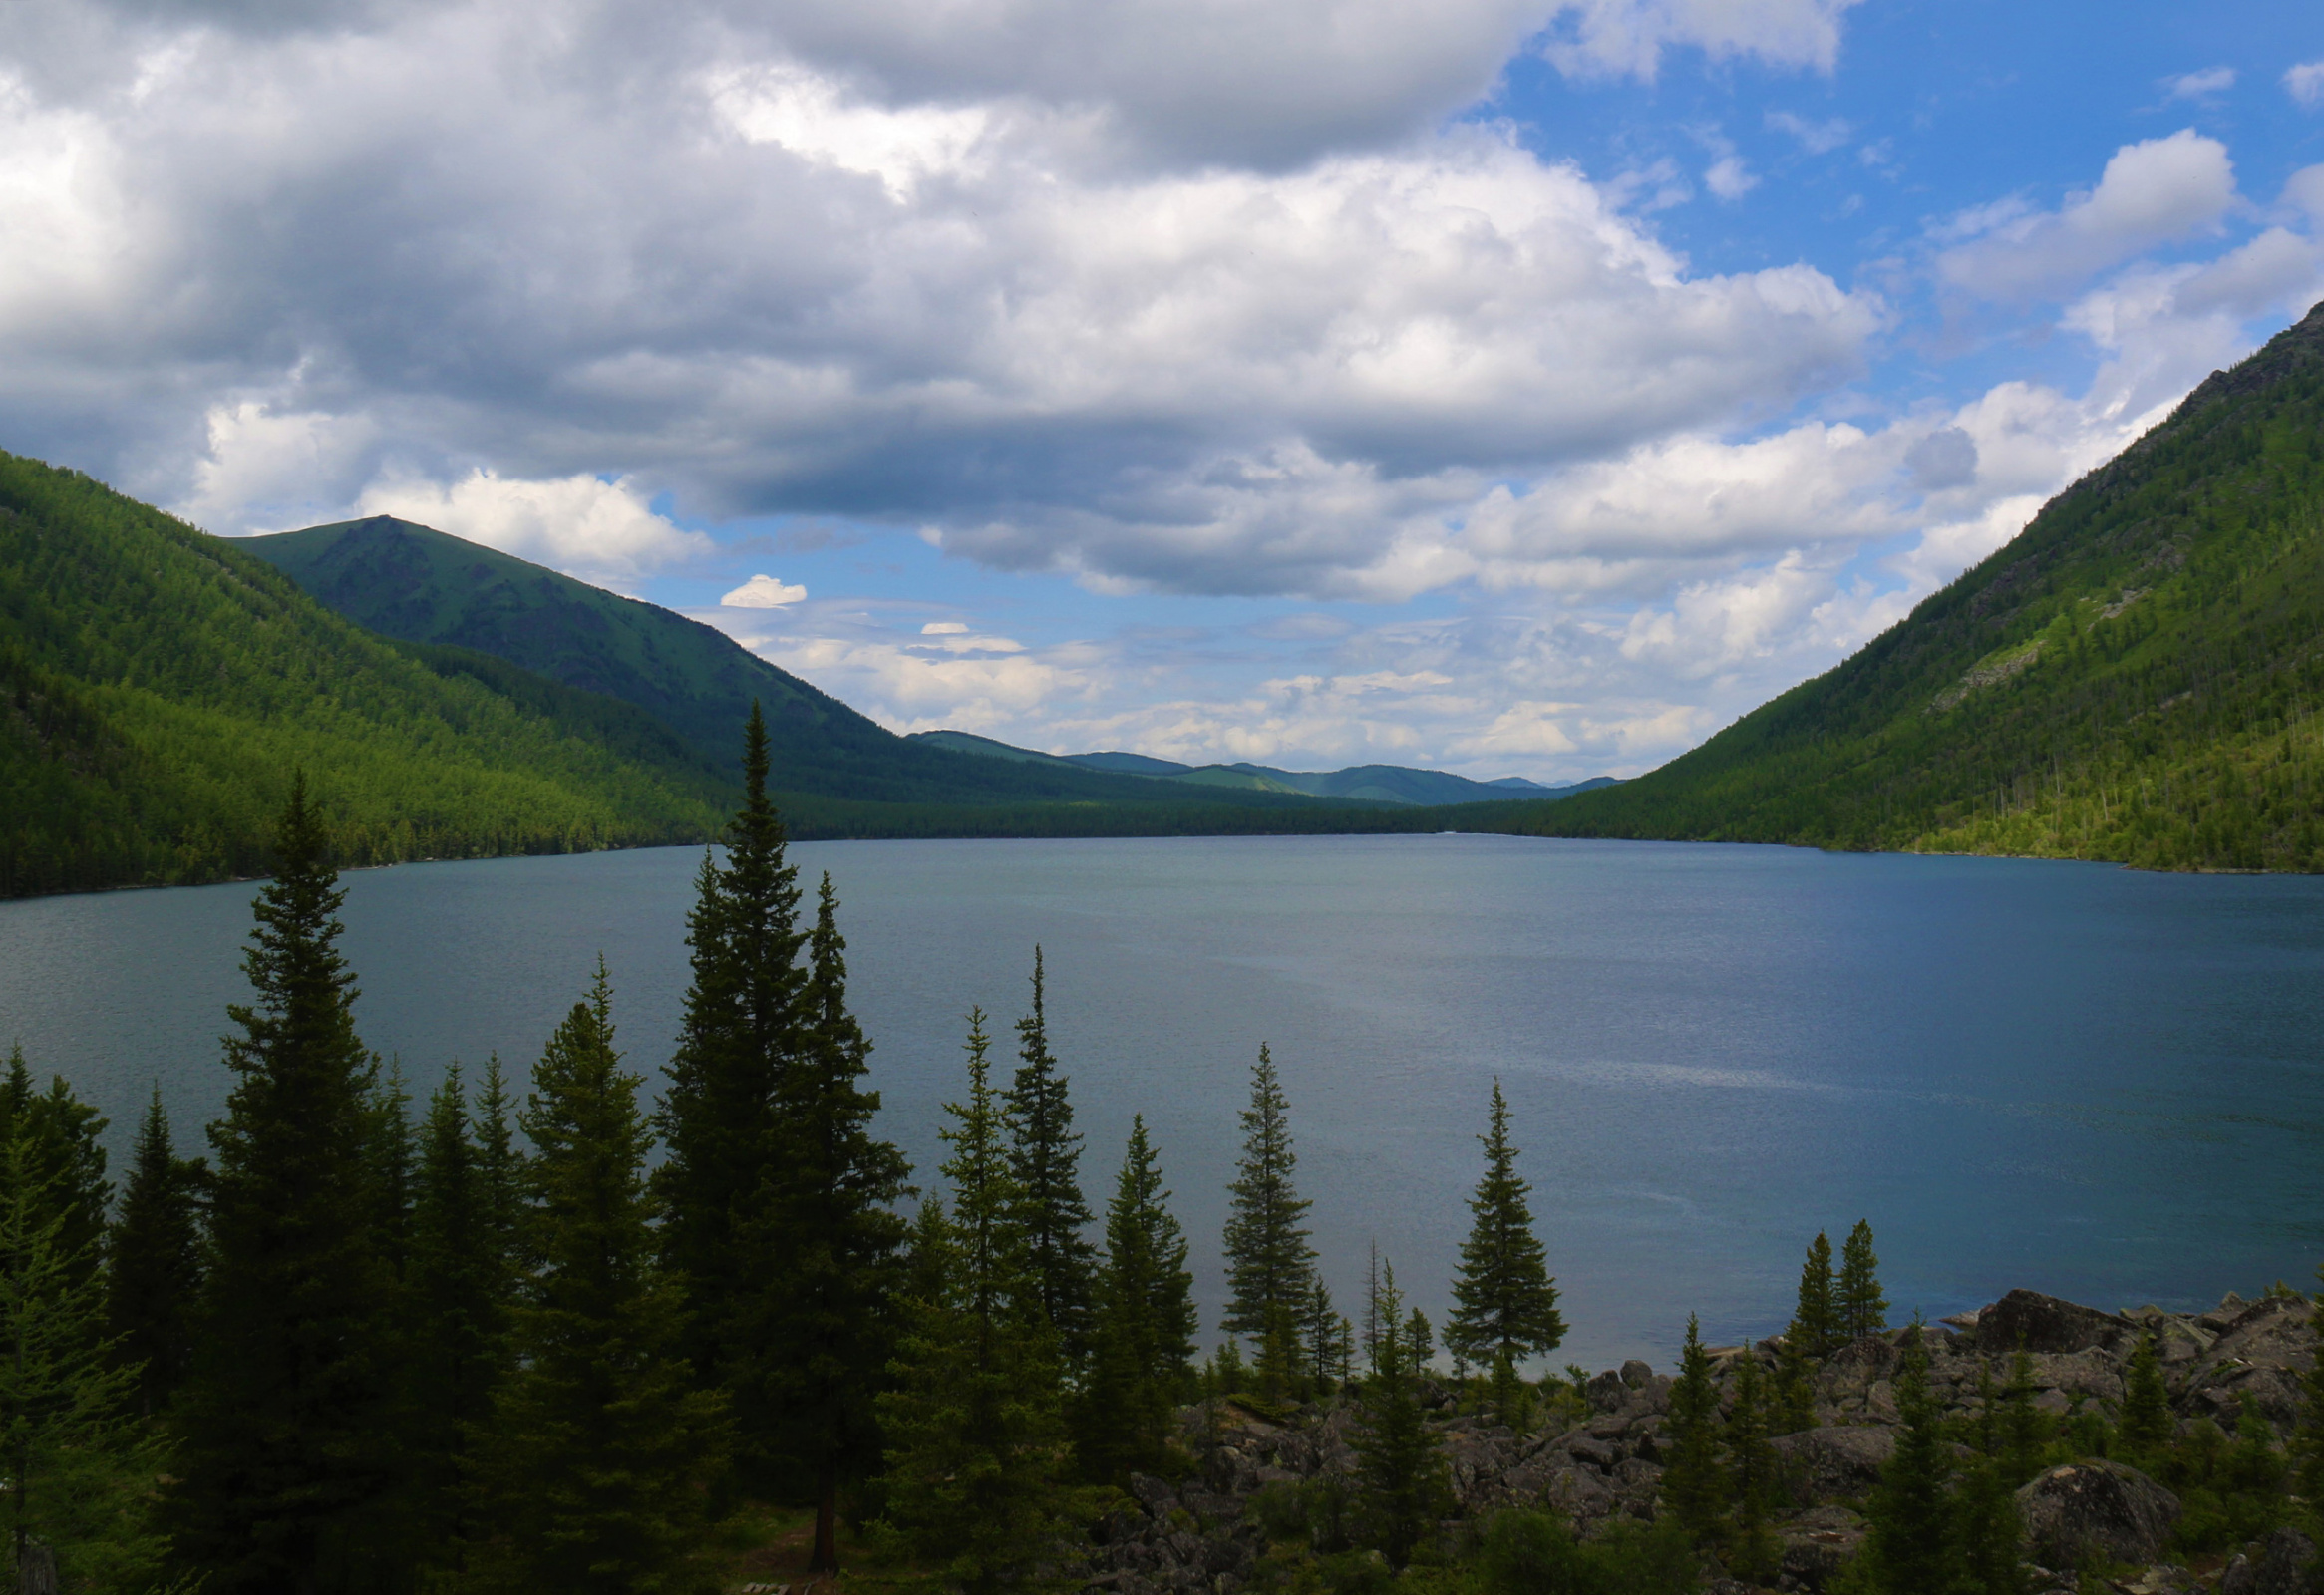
[0,454,732,896]
[1528,301,2324,871]
[245,516,1411,818]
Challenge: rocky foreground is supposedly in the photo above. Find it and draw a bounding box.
[1082,1289,2321,1595]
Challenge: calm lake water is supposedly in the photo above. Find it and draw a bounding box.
[2,834,2320,1371]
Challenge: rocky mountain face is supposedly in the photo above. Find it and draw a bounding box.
[1083,1288,2319,1595]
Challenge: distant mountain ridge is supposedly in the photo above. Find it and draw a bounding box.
[1524,299,2324,871]
[908,729,1616,806]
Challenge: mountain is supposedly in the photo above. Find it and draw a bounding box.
[908,729,1615,806]
[1525,300,2324,872]
[244,518,1434,825]
[0,454,734,897]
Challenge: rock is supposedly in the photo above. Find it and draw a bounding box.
[1779,1505,1864,1590]
[2021,1350,2127,1404]
[1769,1427,1895,1504]
[1620,1359,1653,1389]
[1129,1474,1179,1518]
[2014,1460,2180,1570]
[2220,1527,2317,1595]
[2114,1567,2193,1595]
[2200,1292,2252,1334]
[1973,1289,2137,1356]
[1584,1369,1629,1412]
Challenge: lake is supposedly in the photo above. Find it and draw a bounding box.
[2,833,2320,1372]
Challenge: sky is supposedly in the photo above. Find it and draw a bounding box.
[6,0,2324,782]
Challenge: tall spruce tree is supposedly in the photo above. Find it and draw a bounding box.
[1005,946,1097,1369]
[1660,1316,1725,1548]
[108,1089,206,1419]
[1303,1274,1344,1396]
[2118,1327,2171,1463]
[468,965,728,1595]
[1352,1260,1448,1567]
[656,701,808,1470]
[744,872,911,1572]
[1724,1351,1779,1579]
[877,1010,1067,1595]
[405,1064,516,1578]
[1445,1080,1564,1416]
[1789,1232,1839,1357]
[0,1058,113,1302]
[169,773,403,1592]
[1836,1220,1888,1342]
[1221,1045,1314,1397]
[1859,1325,1955,1595]
[1079,1116,1197,1484]
[0,1121,171,1593]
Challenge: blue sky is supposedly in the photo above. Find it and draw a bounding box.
[6,0,2322,779]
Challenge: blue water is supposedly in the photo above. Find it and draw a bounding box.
[2,834,2321,1371]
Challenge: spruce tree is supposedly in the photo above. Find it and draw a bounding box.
[745,873,911,1572]
[1724,1351,1779,1579]
[474,1056,523,1285]
[1860,1324,1954,1594]
[877,1010,1067,1595]
[2118,1327,2171,1462]
[468,965,729,1594]
[1005,946,1097,1368]
[1353,1260,1448,1568]
[1659,1316,1725,1548]
[169,773,402,1591]
[1836,1220,1888,1342]
[0,1059,114,1297]
[1221,1045,1313,1398]
[656,702,808,1464]
[2000,1350,2050,1488]
[405,1064,514,1577]
[1303,1274,1343,1397]
[1446,1081,1563,1417]
[1789,1232,1839,1357]
[1079,1116,1197,1484]
[0,1122,171,1593]
[108,1088,206,1419]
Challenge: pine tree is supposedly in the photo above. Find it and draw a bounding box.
[1725,1351,1779,1579]
[1303,1274,1343,1397]
[0,1059,114,1301]
[1446,1081,1564,1420]
[1836,1220,1888,1342]
[366,1060,416,1282]
[745,872,911,1572]
[1079,1116,1197,1484]
[2000,1350,2051,1488]
[877,1010,1067,1595]
[1860,1324,1955,1595]
[108,1088,206,1419]
[0,1122,172,1593]
[1221,1046,1313,1398]
[1005,946,1097,1368]
[1789,1232,1839,1357]
[2118,1326,2171,1462]
[168,773,403,1591]
[656,702,808,1469]
[405,1063,514,1577]
[467,964,729,1594]
[1353,1261,1448,1568]
[1659,1316,1725,1548]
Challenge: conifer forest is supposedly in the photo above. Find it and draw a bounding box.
[8,709,2323,1595]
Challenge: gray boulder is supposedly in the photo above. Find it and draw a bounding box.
[1778,1505,1864,1591]
[1769,1426,1894,1504]
[2219,1527,2317,1595]
[2014,1460,2179,1569]
[1972,1289,2137,1355]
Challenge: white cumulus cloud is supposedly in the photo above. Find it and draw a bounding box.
[1540,0,1864,82]
[354,470,712,581]
[722,573,808,607]
[2288,61,2324,109]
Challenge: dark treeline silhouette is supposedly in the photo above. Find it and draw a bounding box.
[8,707,2321,1593]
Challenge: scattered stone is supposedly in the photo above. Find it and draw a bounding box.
[2015,1460,2180,1570]
[1768,1427,1894,1504]
[2218,1527,2316,1595]
[1970,1289,2138,1356]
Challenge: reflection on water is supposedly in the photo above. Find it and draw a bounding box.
[3,833,2321,1370]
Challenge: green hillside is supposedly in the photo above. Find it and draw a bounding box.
[0,454,733,897]
[245,518,1415,818]
[1527,301,2324,871]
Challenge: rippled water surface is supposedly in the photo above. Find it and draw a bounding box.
[4,834,2321,1369]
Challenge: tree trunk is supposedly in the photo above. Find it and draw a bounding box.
[809,1456,840,1575]
[16,1543,57,1595]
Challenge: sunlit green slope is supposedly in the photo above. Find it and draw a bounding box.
[0,454,732,896]
[1528,301,2324,871]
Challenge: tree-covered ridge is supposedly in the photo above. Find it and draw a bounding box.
[0,453,732,896]
[1527,300,2324,871]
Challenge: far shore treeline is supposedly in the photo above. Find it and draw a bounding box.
[6,710,2324,1595]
